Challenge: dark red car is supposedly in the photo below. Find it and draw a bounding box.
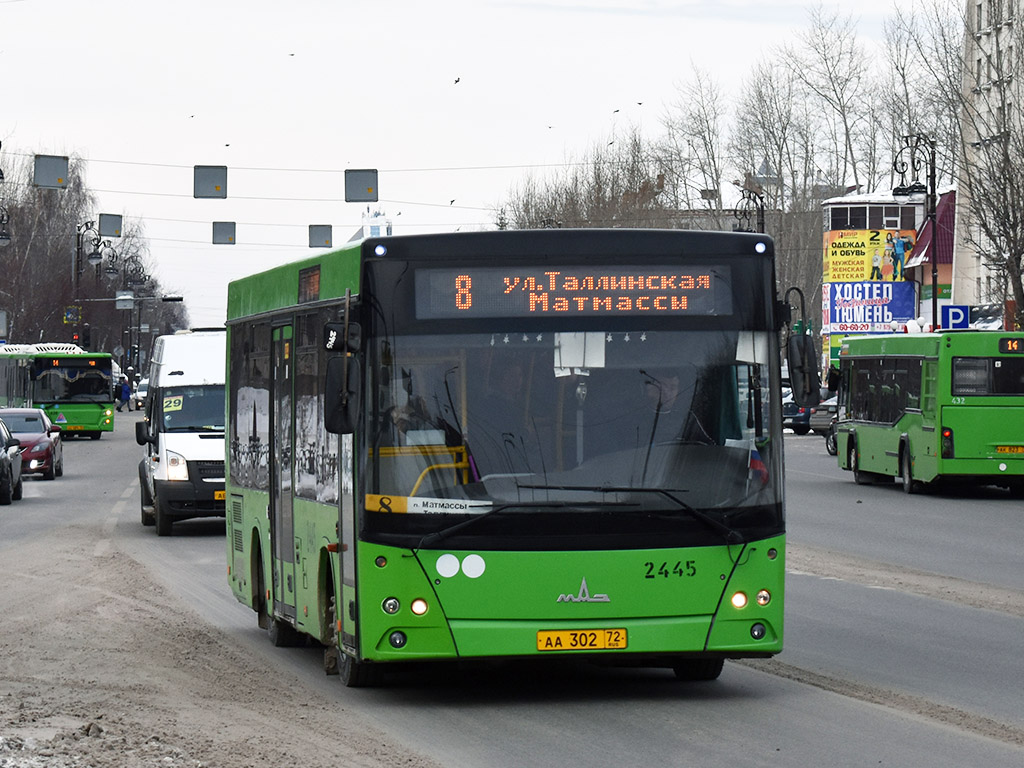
[0,407,64,480]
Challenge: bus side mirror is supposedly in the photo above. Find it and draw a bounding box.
[135,420,154,446]
[324,321,361,353]
[787,334,821,408]
[325,355,361,434]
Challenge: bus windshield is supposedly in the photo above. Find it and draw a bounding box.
[364,329,782,549]
[31,360,113,404]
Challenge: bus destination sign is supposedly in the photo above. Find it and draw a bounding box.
[415,265,733,319]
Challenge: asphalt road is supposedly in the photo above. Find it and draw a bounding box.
[4,416,1022,767]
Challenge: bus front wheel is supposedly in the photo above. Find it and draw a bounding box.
[673,658,724,681]
[849,441,870,485]
[339,652,378,688]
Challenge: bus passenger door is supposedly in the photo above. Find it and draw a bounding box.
[270,325,297,622]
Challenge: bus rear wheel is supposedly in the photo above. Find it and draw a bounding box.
[268,618,302,647]
[900,447,919,494]
[673,658,724,681]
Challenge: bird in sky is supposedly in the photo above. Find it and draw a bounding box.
[454,77,460,84]
[450,199,456,205]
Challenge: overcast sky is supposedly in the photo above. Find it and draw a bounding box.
[1,0,895,327]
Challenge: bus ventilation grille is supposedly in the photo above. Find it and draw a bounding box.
[231,498,244,553]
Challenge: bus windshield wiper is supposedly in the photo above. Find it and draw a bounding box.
[515,484,744,545]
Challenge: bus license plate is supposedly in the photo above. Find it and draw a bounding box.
[214,490,226,500]
[537,628,627,652]
[996,446,1024,454]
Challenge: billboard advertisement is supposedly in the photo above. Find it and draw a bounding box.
[822,281,918,334]
[823,229,917,283]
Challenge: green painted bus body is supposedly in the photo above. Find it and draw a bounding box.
[225,231,788,678]
[836,331,1024,490]
[0,348,115,437]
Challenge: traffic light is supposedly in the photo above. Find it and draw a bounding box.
[72,330,81,345]
[82,323,91,350]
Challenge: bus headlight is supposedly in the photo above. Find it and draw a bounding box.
[756,589,771,606]
[165,450,189,481]
[410,598,428,616]
[382,597,400,614]
[731,592,748,609]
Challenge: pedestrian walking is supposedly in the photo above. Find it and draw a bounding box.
[117,376,132,412]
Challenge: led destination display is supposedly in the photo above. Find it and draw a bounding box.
[415,265,733,319]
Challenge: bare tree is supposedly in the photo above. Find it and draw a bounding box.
[501,126,670,229]
[658,66,732,229]
[0,153,187,349]
[783,5,872,191]
[893,0,1024,327]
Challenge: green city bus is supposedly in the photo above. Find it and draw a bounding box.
[0,343,115,438]
[836,330,1024,494]
[225,229,809,686]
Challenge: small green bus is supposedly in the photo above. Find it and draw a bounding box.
[836,330,1024,494]
[0,344,115,438]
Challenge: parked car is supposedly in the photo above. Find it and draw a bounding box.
[0,416,24,504]
[809,395,838,435]
[134,378,149,410]
[0,407,63,480]
[782,387,811,435]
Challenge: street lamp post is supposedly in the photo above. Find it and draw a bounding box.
[892,134,938,329]
[74,221,103,296]
[732,175,766,234]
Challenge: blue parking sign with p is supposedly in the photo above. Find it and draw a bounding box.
[942,304,969,329]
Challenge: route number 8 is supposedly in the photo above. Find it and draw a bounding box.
[456,274,472,310]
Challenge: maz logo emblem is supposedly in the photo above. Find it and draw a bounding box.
[557,577,610,603]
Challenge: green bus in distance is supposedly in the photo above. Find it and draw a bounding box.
[0,343,115,439]
[836,330,1024,494]
[225,229,809,686]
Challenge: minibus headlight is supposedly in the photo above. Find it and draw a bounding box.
[166,450,189,481]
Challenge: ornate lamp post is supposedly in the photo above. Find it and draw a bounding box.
[0,206,10,249]
[892,134,938,329]
[74,221,102,295]
[732,175,766,234]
